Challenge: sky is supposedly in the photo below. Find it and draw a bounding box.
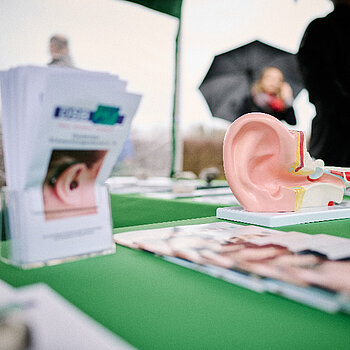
[0,0,333,136]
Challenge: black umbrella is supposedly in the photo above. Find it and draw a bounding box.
[199,40,303,121]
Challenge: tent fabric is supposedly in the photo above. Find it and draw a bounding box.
[122,0,183,18]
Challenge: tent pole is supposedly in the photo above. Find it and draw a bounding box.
[170,17,182,177]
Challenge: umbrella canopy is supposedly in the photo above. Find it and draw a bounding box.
[199,40,303,121]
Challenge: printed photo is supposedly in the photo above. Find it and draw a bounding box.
[116,224,350,297]
[42,149,107,220]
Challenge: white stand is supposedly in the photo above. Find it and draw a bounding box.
[216,201,350,227]
[0,187,115,269]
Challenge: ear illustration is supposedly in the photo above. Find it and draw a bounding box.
[53,163,88,206]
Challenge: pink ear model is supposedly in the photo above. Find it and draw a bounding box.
[223,113,349,212]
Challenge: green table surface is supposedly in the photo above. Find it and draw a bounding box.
[1,194,350,350]
[109,193,226,228]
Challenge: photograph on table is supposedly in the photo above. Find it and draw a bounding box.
[42,149,107,220]
[115,222,350,313]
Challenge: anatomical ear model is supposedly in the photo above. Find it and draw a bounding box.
[223,113,350,212]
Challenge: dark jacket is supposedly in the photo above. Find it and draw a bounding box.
[48,55,75,68]
[237,94,297,125]
[297,4,350,166]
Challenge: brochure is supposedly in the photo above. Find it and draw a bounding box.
[0,66,141,266]
[115,222,350,314]
[0,280,135,349]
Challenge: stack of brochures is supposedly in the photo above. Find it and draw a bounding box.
[0,66,141,267]
[115,222,350,314]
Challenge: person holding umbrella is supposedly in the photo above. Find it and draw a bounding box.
[199,40,303,123]
[237,66,297,125]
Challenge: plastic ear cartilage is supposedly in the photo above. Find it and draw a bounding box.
[308,166,324,180]
[223,113,350,212]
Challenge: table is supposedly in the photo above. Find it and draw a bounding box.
[109,193,224,228]
[1,194,350,349]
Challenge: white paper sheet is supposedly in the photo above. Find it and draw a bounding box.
[0,281,134,350]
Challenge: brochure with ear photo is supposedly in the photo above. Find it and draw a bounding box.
[114,222,350,314]
[0,66,141,267]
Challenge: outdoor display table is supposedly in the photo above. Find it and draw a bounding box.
[1,193,350,350]
[109,193,225,228]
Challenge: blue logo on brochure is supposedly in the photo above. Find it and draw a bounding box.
[54,105,124,125]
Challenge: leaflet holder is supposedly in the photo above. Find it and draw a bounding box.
[0,186,116,269]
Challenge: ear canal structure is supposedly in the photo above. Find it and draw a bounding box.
[223,113,348,212]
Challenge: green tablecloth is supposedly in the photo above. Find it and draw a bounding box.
[1,194,350,350]
[109,193,224,228]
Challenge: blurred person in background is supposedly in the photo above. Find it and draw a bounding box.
[237,66,297,125]
[297,0,350,166]
[48,34,75,68]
